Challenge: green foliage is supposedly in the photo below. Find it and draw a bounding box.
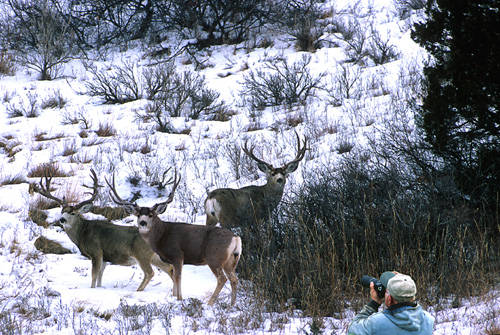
[412,0,500,214]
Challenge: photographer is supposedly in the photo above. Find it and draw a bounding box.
[348,271,434,335]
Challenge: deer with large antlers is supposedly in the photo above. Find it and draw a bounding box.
[31,169,174,291]
[107,170,242,306]
[205,132,307,229]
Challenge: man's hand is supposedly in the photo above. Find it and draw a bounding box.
[370,282,384,305]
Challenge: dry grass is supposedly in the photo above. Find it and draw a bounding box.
[0,173,26,186]
[28,162,71,178]
[95,122,117,137]
[61,141,78,156]
[33,131,65,142]
[70,152,93,164]
[0,138,22,158]
[41,90,67,109]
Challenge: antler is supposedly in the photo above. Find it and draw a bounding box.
[165,169,181,205]
[31,172,67,207]
[282,131,307,170]
[105,173,136,209]
[151,169,181,214]
[74,169,99,210]
[242,139,273,170]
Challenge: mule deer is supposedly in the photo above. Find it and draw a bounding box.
[31,169,174,291]
[205,131,307,229]
[107,170,242,306]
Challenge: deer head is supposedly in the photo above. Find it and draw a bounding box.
[106,168,181,234]
[243,131,307,189]
[32,169,99,229]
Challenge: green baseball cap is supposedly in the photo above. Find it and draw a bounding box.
[380,271,417,302]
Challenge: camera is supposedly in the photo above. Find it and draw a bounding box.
[361,275,386,299]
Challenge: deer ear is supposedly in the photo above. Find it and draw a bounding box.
[153,202,168,214]
[257,162,271,173]
[285,162,299,174]
[79,203,93,213]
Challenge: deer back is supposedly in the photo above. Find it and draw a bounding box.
[206,184,283,227]
[141,216,236,266]
[71,218,151,265]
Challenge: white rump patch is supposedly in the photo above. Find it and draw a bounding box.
[205,198,222,219]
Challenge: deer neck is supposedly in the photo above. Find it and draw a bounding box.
[139,217,167,250]
[62,215,85,246]
[263,181,285,198]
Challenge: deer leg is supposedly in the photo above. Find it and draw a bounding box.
[208,266,227,306]
[223,264,238,306]
[90,254,103,288]
[151,255,175,283]
[173,261,183,300]
[97,262,106,287]
[136,260,154,292]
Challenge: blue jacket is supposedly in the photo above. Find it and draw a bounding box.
[348,302,434,335]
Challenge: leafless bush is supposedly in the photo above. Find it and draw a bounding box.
[366,29,399,65]
[272,0,325,52]
[84,61,143,104]
[4,0,75,80]
[240,54,326,110]
[344,28,369,64]
[61,140,79,156]
[328,64,363,104]
[168,0,273,48]
[221,142,256,181]
[6,92,40,118]
[139,69,229,132]
[395,0,427,19]
[336,139,355,154]
[0,50,16,76]
[0,138,21,158]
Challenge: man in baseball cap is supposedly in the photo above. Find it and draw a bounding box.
[348,271,434,335]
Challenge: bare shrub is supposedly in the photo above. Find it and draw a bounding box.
[221,142,256,181]
[84,60,143,104]
[0,50,16,76]
[61,140,78,156]
[6,92,40,118]
[272,0,325,52]
[336,138,355,154]
[366,29,399,65]
[167,0,273,48]
[69,151,92,164]
[240,54,326,110]
[4,0,75,80]
[0,138,22,158]
[395,0,427,19]
[139,67,229,132]
[328,64,363,104]
[344,28,369,64]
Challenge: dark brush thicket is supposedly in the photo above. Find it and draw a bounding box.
[239,148,498,316]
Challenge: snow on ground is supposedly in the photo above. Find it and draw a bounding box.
[0,0,498,334]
